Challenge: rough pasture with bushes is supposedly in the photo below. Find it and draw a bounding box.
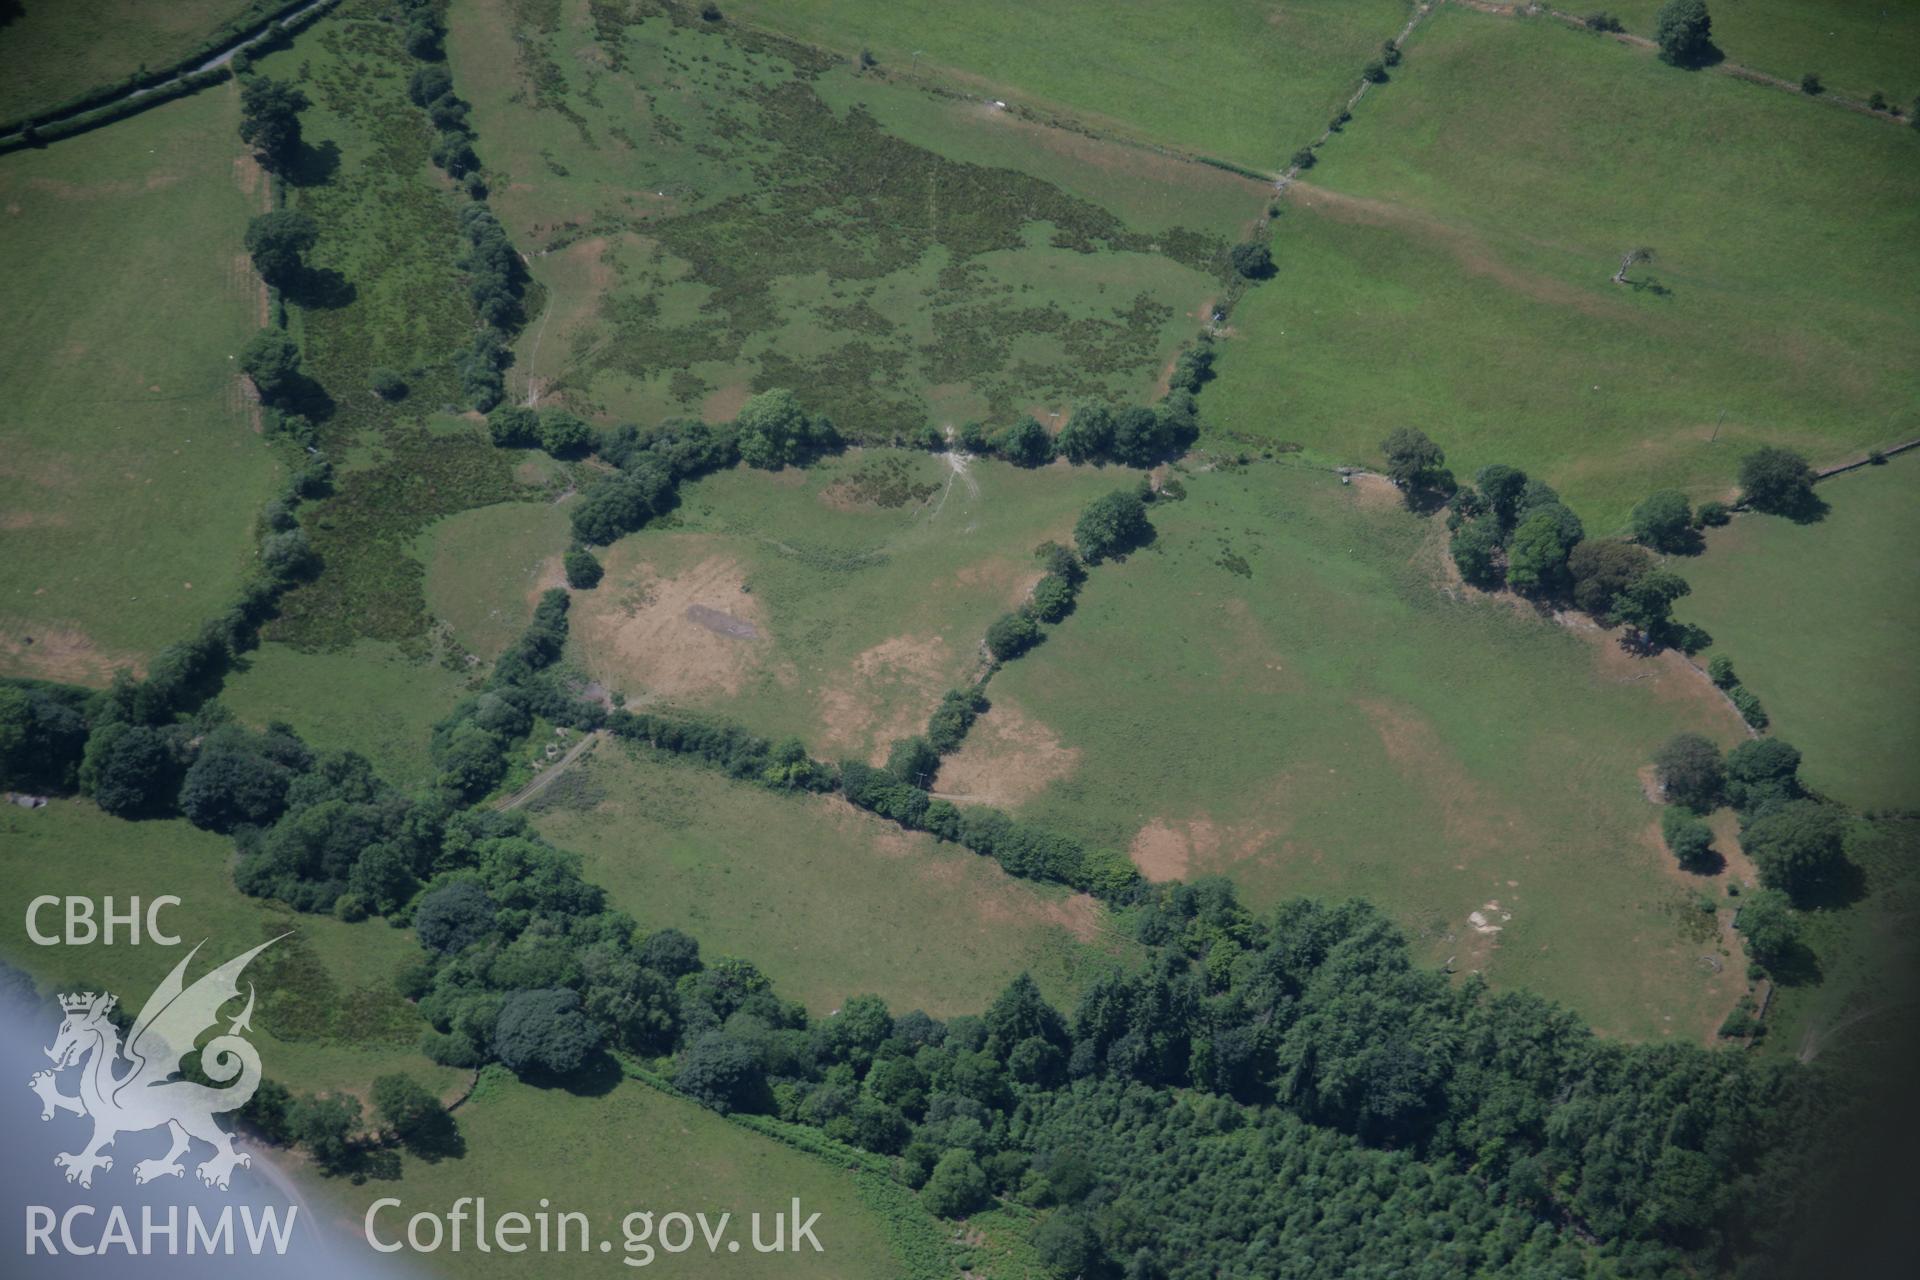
[447,0,1235,439]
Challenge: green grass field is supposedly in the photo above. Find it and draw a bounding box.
[723,0,1416,169]
[532,744,1133,1018]
[418,498,575,664]
[1606,0,1920,103]
[1677,461,1920,812]
[980,463,1753,1040]
[218,639,478,790]
[312,1067,917,1279]
[0,799,457,1100]
[1203,5,1920,529]
[567,450,1124,762]
[0,1,273,123]
[448,0,1238,437]
[0,85,281,684]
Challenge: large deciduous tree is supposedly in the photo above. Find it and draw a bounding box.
[1654,0,1714,67]
[238,77,311,173]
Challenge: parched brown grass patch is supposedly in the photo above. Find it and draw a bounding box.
[935,695,1081,809]
[1346,469,1402,510]
[952,556,1044,610]
[1128,817,1203,882]
[0,620,143,686]
[699,382,751,423]
[816,633,952,761]
[572,540,769,700]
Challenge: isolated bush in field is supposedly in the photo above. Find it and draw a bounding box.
[1568,539,1652,617]
[537,409,592,457]
[1800,72,1823,96]
[985,612,1042,662]
[1361,59,1388,84]
[1585,13,1625,33]
[1229,241,1273,280]
[1744,799,1847,900]
[1630,489,1694,551]
[1661,806,1716,871]
[1449,519,1501,587]
[1729,685,1769,729]
[996,416,1054,467]
[370,367,408,401]
[244,210,317,287]
[1653,733,1723,812]
[1654,0,1714,67]
[238,77,310,172]
[1694,499,1731,528]
[1290,148,1316,171]
[563,546,603,589]
[1074,489,1151,563]
[1707,654,1737,688]
[1738,446,1816,515]
[1381,40,1402,67]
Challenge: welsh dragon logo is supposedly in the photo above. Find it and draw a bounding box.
[27,937,283,1191]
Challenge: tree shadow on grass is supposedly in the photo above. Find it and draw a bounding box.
[284,138,340,189]
[520,1049,623,1098]
[1763,938,1824,988]
[283,266,356,310]
[1793,856,1868,913]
